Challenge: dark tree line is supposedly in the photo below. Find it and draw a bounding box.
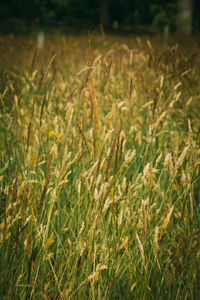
[0,0,199,34]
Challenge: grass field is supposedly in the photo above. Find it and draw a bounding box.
[0,31,200,299]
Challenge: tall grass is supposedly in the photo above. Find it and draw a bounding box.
[0,33,200,299]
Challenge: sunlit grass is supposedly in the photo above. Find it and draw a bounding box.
[0,33,200,299]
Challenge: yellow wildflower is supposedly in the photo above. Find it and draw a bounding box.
[49,131,56,138]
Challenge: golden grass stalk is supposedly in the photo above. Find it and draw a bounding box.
[44,233,54,252]
[91,142,105,187]
[188,118,195,149]
[101,176,116,213]
[162,205,174,231]
[61,105,74,154]
[39,94,46,126]
[102,60,112,96]
[152,111,167,130]
[65,103,73,125]
[148,166,153,206]
[105,133,116,179]
[142,200,146,236]
[159,205,174,243]
[173,145,190,179]
[155,152,162,166]
[136,233,145,270]
[38,152,51,218]
[114,131,120,175]
[147,106,152,143]
[105,108,113,134]
[29,152,38,170]
[41,52,56,89]
[87,264,108,283]
[1,87,8,102]
[119,149,136,172]
[154,226,159,252]
[58,150,71,181]
[78,68,92,103]
[90,81,101,150]
[119,134,124,165]
[17,181,25,200]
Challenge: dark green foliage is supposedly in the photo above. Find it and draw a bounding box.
[0,0,199,32]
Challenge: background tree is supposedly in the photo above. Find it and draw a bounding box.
[177,0,193,34]
[150,1,177,31]
[99,0,111,27]
[0,0,199,33]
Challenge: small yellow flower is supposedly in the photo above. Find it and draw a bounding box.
[48,131,56,138]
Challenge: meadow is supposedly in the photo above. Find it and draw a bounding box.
[0,31,200,299]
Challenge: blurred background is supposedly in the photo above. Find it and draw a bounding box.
[0,0,199,35]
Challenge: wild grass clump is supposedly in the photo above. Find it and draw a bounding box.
[0,34,200,299]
